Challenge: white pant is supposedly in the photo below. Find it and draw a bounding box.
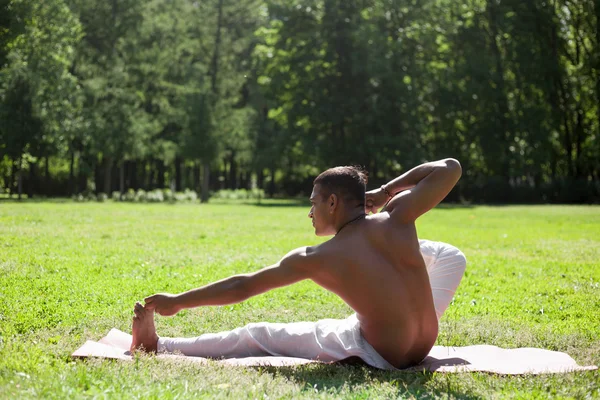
[158,240,467,368]
[419,239,468,320]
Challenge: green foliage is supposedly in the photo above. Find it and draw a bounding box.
[252,0,600,199]
[0,0,82,159]
[0,0,599,201]
[0,202,599,397]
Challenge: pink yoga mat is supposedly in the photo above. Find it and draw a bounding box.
[72,328,597,374]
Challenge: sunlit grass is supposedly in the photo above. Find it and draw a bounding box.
[0,201,598,398]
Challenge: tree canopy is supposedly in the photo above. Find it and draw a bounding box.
[1,0,598,202]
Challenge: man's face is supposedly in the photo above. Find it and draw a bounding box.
[308,184,335,236]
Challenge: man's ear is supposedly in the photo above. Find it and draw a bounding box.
[328,193,338,213]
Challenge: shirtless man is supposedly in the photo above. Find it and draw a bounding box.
[131,158,466,369]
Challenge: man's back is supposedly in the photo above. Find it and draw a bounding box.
[309,213,438,368]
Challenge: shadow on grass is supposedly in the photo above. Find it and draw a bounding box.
[0,197,476,209]
[254,361,480,399]
[210,199,473,210]
[208,199,310,208]
[0,198,72,204]
[433,203,476,210]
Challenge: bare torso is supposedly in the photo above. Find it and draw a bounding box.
[309,213,438,368]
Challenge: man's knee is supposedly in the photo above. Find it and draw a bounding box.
[440,244,466,266]
[454,250,467,269]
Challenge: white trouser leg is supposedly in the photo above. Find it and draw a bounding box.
[157,316,391,365]
[159,321,316,358]
[419,239,467,320]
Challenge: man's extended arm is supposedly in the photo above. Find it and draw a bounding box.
[144,247,314,316]
[366,158,462,222]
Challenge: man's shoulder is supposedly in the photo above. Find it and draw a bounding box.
[281,245,322,269]
[284,245,318,258]
[369,209,418,232]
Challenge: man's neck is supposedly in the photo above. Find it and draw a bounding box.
[335,210,366,235]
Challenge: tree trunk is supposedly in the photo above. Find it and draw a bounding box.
[186,164,193,192]
[28,160,37,198]
[487,1,512,180]
[194,162,201,194]
[119,162,125,195]
[239,171,249,190]
[175,156,182,191]
[257,168,264,190]
[574,111,584,178]
[595,0,600,179]
[210,0,224,96]
[229,152,237,190]
[129,160,138,190]
[77,155,87,194]
[44,156,50,190]
[561,89,573,177]
[10,158,17,195]
[139,160,147,190]
[269,166,276,198]
[17,156,22,201]
[546,4,574,178]
[147,160,154,190]
[103,156,112,194]
[156,160,165,188]
[94,161,102,195]
[222,157,228,189]
[69,149,76,195]
[201,162,210,203]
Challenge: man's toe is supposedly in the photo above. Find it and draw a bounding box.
[134,307,143,319]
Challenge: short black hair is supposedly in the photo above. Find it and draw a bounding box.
[313,166,368,206]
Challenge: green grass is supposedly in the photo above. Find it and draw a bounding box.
[0,201,599,399]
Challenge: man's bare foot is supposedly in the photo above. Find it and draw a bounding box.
[130,302,159,353]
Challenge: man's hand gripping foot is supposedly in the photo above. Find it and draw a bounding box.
[130,301,159,353]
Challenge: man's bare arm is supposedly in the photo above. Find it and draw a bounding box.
[373,159,462,223]
[145,247,314,315]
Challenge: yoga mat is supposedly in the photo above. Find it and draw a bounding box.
[72,329,597,374]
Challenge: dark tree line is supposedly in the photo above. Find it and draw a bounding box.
[1,0,599,203]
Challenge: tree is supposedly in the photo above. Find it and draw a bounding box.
[0,0,82,197]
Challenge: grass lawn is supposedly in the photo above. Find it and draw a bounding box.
[0,200,599,399]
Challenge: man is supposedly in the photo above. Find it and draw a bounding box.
[131,158,467,369]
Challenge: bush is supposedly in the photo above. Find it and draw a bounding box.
[146,189,164,203]
[135,189,147,202]
[79,188,204,203]
[72,192,98,202]
[124,189,136,202]
[184,189,198,202]
[174,192,186,202]
[162,188,174,202]
[84,191,96,202]
[250,188,264,200]
[212,188,265,200]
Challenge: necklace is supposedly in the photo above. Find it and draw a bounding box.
[336,214,366,235]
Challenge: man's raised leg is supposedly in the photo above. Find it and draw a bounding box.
[419,240,467,320]
[131,301,159,352]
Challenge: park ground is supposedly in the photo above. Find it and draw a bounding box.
[0,201,599,399]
